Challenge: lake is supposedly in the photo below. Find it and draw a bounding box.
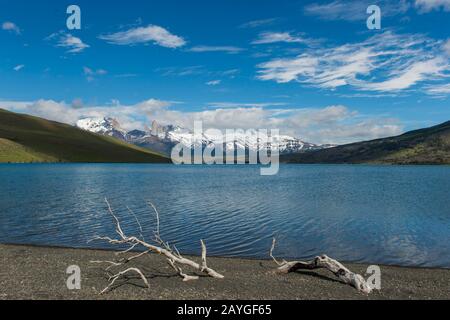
[0,163,449,268]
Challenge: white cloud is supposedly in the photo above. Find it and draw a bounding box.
[304,0,410,21]
[158,65,205,77]
[358,57,448,91]
[257,55,319,84]
[2,21,20,34]
[83,67,107,82]
[252,32,310,45]
[257,31,450,92]
[444,39,450,56]
[59,34,89,53]
[46,32,89,53]
[0,99,403,144]
[83,67,107,76]
[426,83,450,95]
[305,0,449,18]
[206,80,221,86]
[415,0,450,12]
[221,69,240,77]
[13,64,25,71]
[157,66,240,78]
[188,46,244,54]
[99,25,186,48]
[206,102,287,109]
[314,120,403,143]
[0,99,170,132]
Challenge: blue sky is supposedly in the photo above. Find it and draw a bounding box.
[1,0,449,144]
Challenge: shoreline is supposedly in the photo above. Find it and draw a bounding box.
[1,162,450,166]
[2,242,449,271]
[1,244,449,300]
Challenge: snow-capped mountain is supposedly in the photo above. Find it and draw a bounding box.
[143,120,335,154]
[76,117,128,141]
[76,118,335,156]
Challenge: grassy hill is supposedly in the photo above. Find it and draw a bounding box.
[0,109,170,163]
[282,120,450,165]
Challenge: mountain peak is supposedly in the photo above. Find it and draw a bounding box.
[76,117,333,156]
[76,117,127,140]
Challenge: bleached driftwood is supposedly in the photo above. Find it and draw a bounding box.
[269,238,373,294]
[90,199,224,294]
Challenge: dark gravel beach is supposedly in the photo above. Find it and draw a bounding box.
[0,244,449,300]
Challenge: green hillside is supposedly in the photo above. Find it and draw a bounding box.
[282,120,450,165]
[0,109,170,163]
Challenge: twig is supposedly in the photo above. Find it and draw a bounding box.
[269,237,373,294]
[91,199,224,294]
[100,268,149,294]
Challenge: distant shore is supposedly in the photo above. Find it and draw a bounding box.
[1,244,449,300]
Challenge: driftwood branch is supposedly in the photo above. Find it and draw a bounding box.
[91,199,223,294]
[269,238,373,294]
[100,268,149,295]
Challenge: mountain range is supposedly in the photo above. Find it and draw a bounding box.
[2,108,450,165]
[0,109,169,163]
[76,117,335,156]
[281,120,450,164]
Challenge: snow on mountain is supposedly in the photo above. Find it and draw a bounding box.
[76,117,128,140]
[147,120,331,153]
[76,118,335,155]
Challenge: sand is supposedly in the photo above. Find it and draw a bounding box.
[0,244,449,300]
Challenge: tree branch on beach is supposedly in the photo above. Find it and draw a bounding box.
[269,238,374,294]
[90,199,224,294]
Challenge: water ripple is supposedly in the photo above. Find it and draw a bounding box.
[1,164,450,267]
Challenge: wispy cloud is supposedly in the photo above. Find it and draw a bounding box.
[99,24,186,48]
[13,64,25,71]
[206,102,288,109]
[2,21,21,34]
[304,0,409,21]
[157,66,240,79]
[206,80,221,86]
[47,31,89,53]
[188,46,245,54]
[415,0,450,13]
[426,83,450,96]
[83,67,107,76]
[358,57,448,92]
[252,32,311,45]
[157,65,206,77]
[239,18,278,28]
[83,67,107,82]
[221,69,240,78]
[444,39,450,55]
[257,31,450,93]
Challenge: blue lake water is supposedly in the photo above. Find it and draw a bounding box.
[0,163,450,268]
